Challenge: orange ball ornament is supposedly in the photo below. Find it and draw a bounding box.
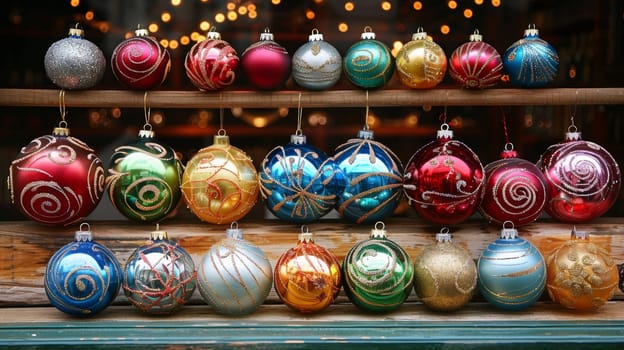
[274,227,342,313]
[546,227,619,310]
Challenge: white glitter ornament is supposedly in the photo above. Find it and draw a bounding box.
[44,25,106,90]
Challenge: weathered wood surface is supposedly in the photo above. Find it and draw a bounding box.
[1,218,623,306]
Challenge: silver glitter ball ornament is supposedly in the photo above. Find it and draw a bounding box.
[292,29,342,90]
[44,26,106,90]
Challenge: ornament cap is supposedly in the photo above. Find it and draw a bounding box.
[298,226,314,243]
[357,129,375,140]
[309,28,324,42]
[225,221,244,240]
[213,134,230,146]
[469,29,483,42]
[150,230,169,241]
[74,223,93,242]
[500,149,518,159]
[361,26,376,40]
[412,27,428,41]
[436,123,454,140]
[53,127,70,136]
[260,28,274,41]
[435,227,452,243]
[565,131,582,141]
[135,28,149,37]
[500,221,519,239]
[138,129,155,138]
[68,25,85,38]
[571,226,589,240]
[207,29,222,40]
[369,221,387,239]
[290,134,307,144]
[524,24,540,37]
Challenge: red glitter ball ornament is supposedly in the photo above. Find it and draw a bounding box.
[8,125,105,226]
[538,128,621,223]
[185,29,239,91]
[241,28,290,90]
[480,147,548,226]
[449,30,503,89]
[111,27,171,90]
[403,123,484,225]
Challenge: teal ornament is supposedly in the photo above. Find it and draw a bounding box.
[292,29,342,90]
[478,223,546,311]
[334,129,403,223]
[260,133,344,223]
[44,223,122,316]
[344,26,394,89]
[123,229,197,315]
[503,24,559,88]
[343,222,413,312]
[107,129,182,223]
[197,223,273,316]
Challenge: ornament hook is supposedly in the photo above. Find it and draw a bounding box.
[436,227,452,243]
[230,221,238,230]
[218,93,227,136]
[364,90,370,130]
[295,92,303,136]
[364,26,373,33]
[143,91,152,131]
[58,90,67,127]
[374,221,385,230]
[79,222,91,232]
[568,90,579,133]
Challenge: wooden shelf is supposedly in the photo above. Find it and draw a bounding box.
[0,88,623,109]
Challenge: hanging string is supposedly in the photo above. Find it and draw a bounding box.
[500,106,513,151]
[439,90,449,127]
[218,93,226,135]
[58,90,67,128]
[295,92,303,136]
[364,90,370,130]
[569,90,579,132]
[143,91,152,131]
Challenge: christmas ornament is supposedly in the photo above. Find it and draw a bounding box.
[44,223,122,316]
[274,226,342,313]
[197,222,272,315]
[538,126,621,223]
[44,25,106,90]
[546,227,619,310]
[333,128,403,224]
[449,29,503,89]
[478,223,546,311]
[241,28,290,90]
[180,131,259,224]
[185,28,239,91]
[480,145,548,226]
[343,26,395,89]
[8,121,106,226]
[413,228,477,312]
[403,123,484,225]
[292,29,342,90]
[107,128,182,223]
[395,27,447,89]
[342,222,413,313]
[260,133,343,223]
[111,26,171,90]
[503,24,559,88]
[123,228,197,315]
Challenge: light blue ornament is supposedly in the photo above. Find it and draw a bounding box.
[44,223,122,316]
[478,223,546,311]
[260,134,344,223]
[333,129,403,223]
[503,24,559,88]
[197,223,273,315]
[344,26,394,89]
[292,29,342,90]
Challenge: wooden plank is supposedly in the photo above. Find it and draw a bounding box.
[1,218,623,306]
[0,88,623,109]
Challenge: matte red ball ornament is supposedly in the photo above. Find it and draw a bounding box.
[538,128,621,222]
[480,146,548,226]
[241,28,290,90]
[111,27,171,90]
[8,125,105,226]
[449,30,503,89]
[404,123,484,225]
[185,29,239,91]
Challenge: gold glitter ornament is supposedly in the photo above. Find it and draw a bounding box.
[395,27,447,89]
[413,228,477,311]
[546,227,619,311]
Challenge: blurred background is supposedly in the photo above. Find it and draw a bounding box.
[1,0,623,220]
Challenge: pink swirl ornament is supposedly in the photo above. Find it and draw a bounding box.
[449,30,503,89]
[185,30,239,91]
[538,130,621,222]
[8,126,105,226]
[111,27,171,90]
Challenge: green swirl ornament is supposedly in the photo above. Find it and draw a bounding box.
[343,26,394,89]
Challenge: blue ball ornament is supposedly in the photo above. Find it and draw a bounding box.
[260,134,344,223]
[344,27,395,89]
[503,24,559,88]
[478,224,546,311]
[44,223,122,316]
[333,129,403,223]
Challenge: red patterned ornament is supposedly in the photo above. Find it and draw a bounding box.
[241,28,290,90]
[8,124,105,226]
[111,27,171,90]
[449,30,503,89]
[404,123,484,225]
[480,146,548,226]
[538,127,621,223]
[185,29,239,91]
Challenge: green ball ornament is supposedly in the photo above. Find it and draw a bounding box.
[343,26,394,89]
[107,129,182,222]
[342,222,414,312]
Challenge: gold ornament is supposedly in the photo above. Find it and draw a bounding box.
[546,228,619,310]
[181,133,259,224]
[413,228,477,311]
[396,28,447,89]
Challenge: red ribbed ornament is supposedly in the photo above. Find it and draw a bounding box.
[241,28,290,90]
[449,30,503,89]
[185,29,239,91]
[111,27,171,90]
